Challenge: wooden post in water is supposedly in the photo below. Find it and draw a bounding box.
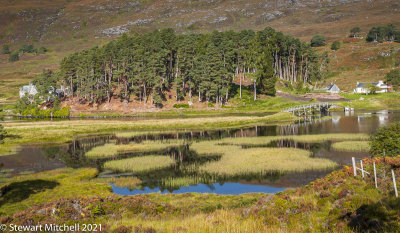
[360,160,364,179]
[392,169,398,198]
[373,162,378,188]
[352,157,357,176]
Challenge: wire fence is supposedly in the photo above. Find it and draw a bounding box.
[352,157,398,197]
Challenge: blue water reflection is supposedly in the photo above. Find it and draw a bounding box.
[111,183,287,195]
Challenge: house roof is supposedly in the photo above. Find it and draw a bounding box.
[326,83,339,90]
[356,82,379,88]
[20,84,37,93]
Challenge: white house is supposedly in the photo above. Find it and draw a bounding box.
[19,83,38,98]
[325,83,340,93]
[353,80,389,94]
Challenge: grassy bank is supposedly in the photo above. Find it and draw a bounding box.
[332,141,371,152]
[337,92,400,110]
[0,112,297,156]
[1,157,400,232]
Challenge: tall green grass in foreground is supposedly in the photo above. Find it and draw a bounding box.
[331,141,370,152]
[85,140,185,158]
[103,155,175,173]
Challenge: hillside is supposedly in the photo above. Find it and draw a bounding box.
[0,0,400,105]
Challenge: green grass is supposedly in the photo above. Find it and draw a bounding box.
[331,140,370,152]
[161,176,219,189]
[2,157,400,232]
[0,168,110,215]
[218,133,369,145]
[103,155,175,173]
[198,146,337,176]
[0,112,297,156]
[95,176,142,190]
[85,140,185,158]
[338,92,400,110]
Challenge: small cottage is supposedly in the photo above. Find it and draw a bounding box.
[19,83,38,98]
[353,80,389,94]
[325,83,340,93]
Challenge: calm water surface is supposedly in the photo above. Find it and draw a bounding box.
[1,110,399,194]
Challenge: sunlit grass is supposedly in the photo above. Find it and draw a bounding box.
[0,168,111,215]
[198,146,336,176]
[111,209,283,233]
[218,133,369,145]
[85,140,185,158]
[95,176,142,190]
[103,155,175,173]
[161,175,218,188]
[1,112,297,156]
[331,141,370,152]
[190,140,240,156]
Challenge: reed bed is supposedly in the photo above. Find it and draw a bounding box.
[115,130,189,138]
[2,112,296,156]
[85,140,185,158]
[161,175,218,188]
[95,177,142,189]
[190,141,240,156]
[198,146,337,176]
[103,155,175,173]
[219,133,369,146]
[331,141,370,152]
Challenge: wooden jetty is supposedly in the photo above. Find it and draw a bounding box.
[282,102,333,116]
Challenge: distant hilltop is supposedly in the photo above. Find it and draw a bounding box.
[1,0,399,45]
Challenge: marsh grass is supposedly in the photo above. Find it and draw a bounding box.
[95,177,142,190]
[190,141,241,157]
[161,175,218,188]
[218,133,369,145]
[103,155,175,173]
[198,146,337,176]
[85,140,186,158]
[115,130,190,138]
[331,141,370,152]
[1,112,296,156]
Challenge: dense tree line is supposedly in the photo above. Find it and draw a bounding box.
[59,27,324,107]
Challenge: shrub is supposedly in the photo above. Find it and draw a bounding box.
[331,41,341,50]
[370,122,400,157]
[310,34,326,47]
[19,44,35,53]
[173,103,189,108]
[1,45,10,54]
[385,69,400,90]
[349,27,361,38]
[9,51,19,62]
[367,84,380,94]
[38,47,48,54]
[207,102,214,107]
[0,124,7,143]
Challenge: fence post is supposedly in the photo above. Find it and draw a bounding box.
[352,157,357,176]
[373,162,378,188]
[360,160,364,179]
[392,169,398,198]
